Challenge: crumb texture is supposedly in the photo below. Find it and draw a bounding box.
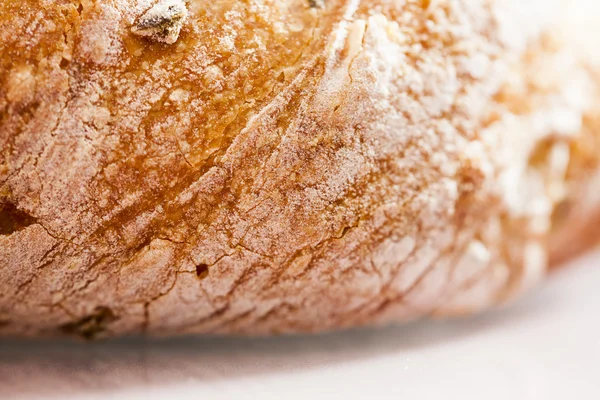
[1,0,600,338]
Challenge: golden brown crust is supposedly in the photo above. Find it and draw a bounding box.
[1,0,600,338]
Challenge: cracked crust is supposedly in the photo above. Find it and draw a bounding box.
[1,0,600,338]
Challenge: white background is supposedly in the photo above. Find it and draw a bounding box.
[1,251,599,400]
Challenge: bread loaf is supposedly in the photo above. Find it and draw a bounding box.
[1,0,600,338]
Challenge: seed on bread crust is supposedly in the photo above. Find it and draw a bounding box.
[131,0,188,44]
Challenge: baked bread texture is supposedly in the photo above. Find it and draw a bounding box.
[1,0,600,338]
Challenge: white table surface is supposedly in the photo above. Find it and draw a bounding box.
[1,250,599,400]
